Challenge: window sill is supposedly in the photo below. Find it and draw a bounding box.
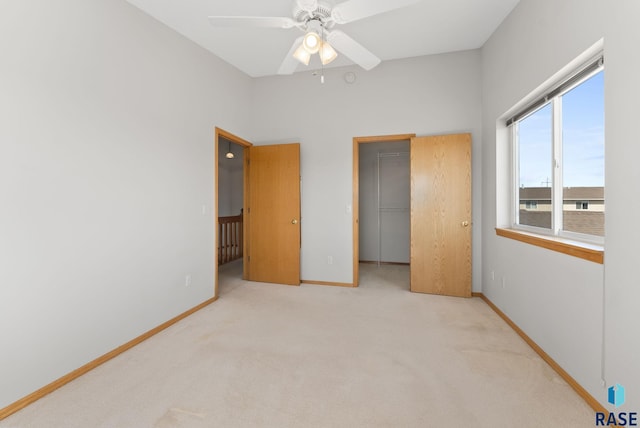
[495,228,604,264]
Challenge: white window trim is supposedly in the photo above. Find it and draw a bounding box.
[509,57,604,246]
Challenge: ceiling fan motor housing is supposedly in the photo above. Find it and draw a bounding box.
[293,1,333,28]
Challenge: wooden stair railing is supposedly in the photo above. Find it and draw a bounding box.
[218,211,243,265]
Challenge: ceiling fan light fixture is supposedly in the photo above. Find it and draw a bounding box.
[319,41,338,65]
[302,31,321,54]
[293,44,311,65]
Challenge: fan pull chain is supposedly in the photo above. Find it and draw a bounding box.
[320,24,325,83]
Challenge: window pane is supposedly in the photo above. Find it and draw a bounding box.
[562,70,605,236]
[518,103,552,229]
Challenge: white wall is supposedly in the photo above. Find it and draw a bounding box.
[249,51,483,286]
[481,0,640,410]
[0,0,252,409]
[603,0,640,412]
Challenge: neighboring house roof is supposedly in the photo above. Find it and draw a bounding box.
[519,187,551,201]
[519,187,604,201]
[563,187,604,200]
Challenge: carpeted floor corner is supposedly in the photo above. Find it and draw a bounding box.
[1,262,595,427]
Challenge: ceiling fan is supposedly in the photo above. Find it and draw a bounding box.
[208,0,421,75]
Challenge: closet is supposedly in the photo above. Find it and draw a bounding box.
[358,141,410,265]
[354,133,472,297]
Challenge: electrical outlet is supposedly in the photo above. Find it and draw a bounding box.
[185,275,191,287]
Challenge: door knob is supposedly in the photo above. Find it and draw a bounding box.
[292,219,298,224]
[461,221,469,227]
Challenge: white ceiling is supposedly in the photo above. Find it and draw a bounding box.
[126,0,520,78]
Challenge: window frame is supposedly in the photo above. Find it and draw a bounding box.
[509,56,604,246]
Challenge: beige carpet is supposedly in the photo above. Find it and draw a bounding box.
[1,262,594,427]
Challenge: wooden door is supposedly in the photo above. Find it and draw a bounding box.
[410,134,471,297]
[245,143,300,285]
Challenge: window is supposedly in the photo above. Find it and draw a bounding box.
[509,56,604,242]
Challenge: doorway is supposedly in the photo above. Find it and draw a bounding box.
[359,141,411,265]
[215,127,252,298]
[352,133,472,297]
[357,139,412,290]
[352,134,415,287]
[215,128,302,297]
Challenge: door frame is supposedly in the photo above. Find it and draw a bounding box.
[352,133,416,287]
[215,127,252,298]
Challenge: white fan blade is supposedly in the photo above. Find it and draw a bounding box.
[331,0,421,24]
[208,16,297,29]
[296,0,318,12]
[278,37,304,75]
[327,30,381,70]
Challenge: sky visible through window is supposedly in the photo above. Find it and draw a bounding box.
[518,70,604,188]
